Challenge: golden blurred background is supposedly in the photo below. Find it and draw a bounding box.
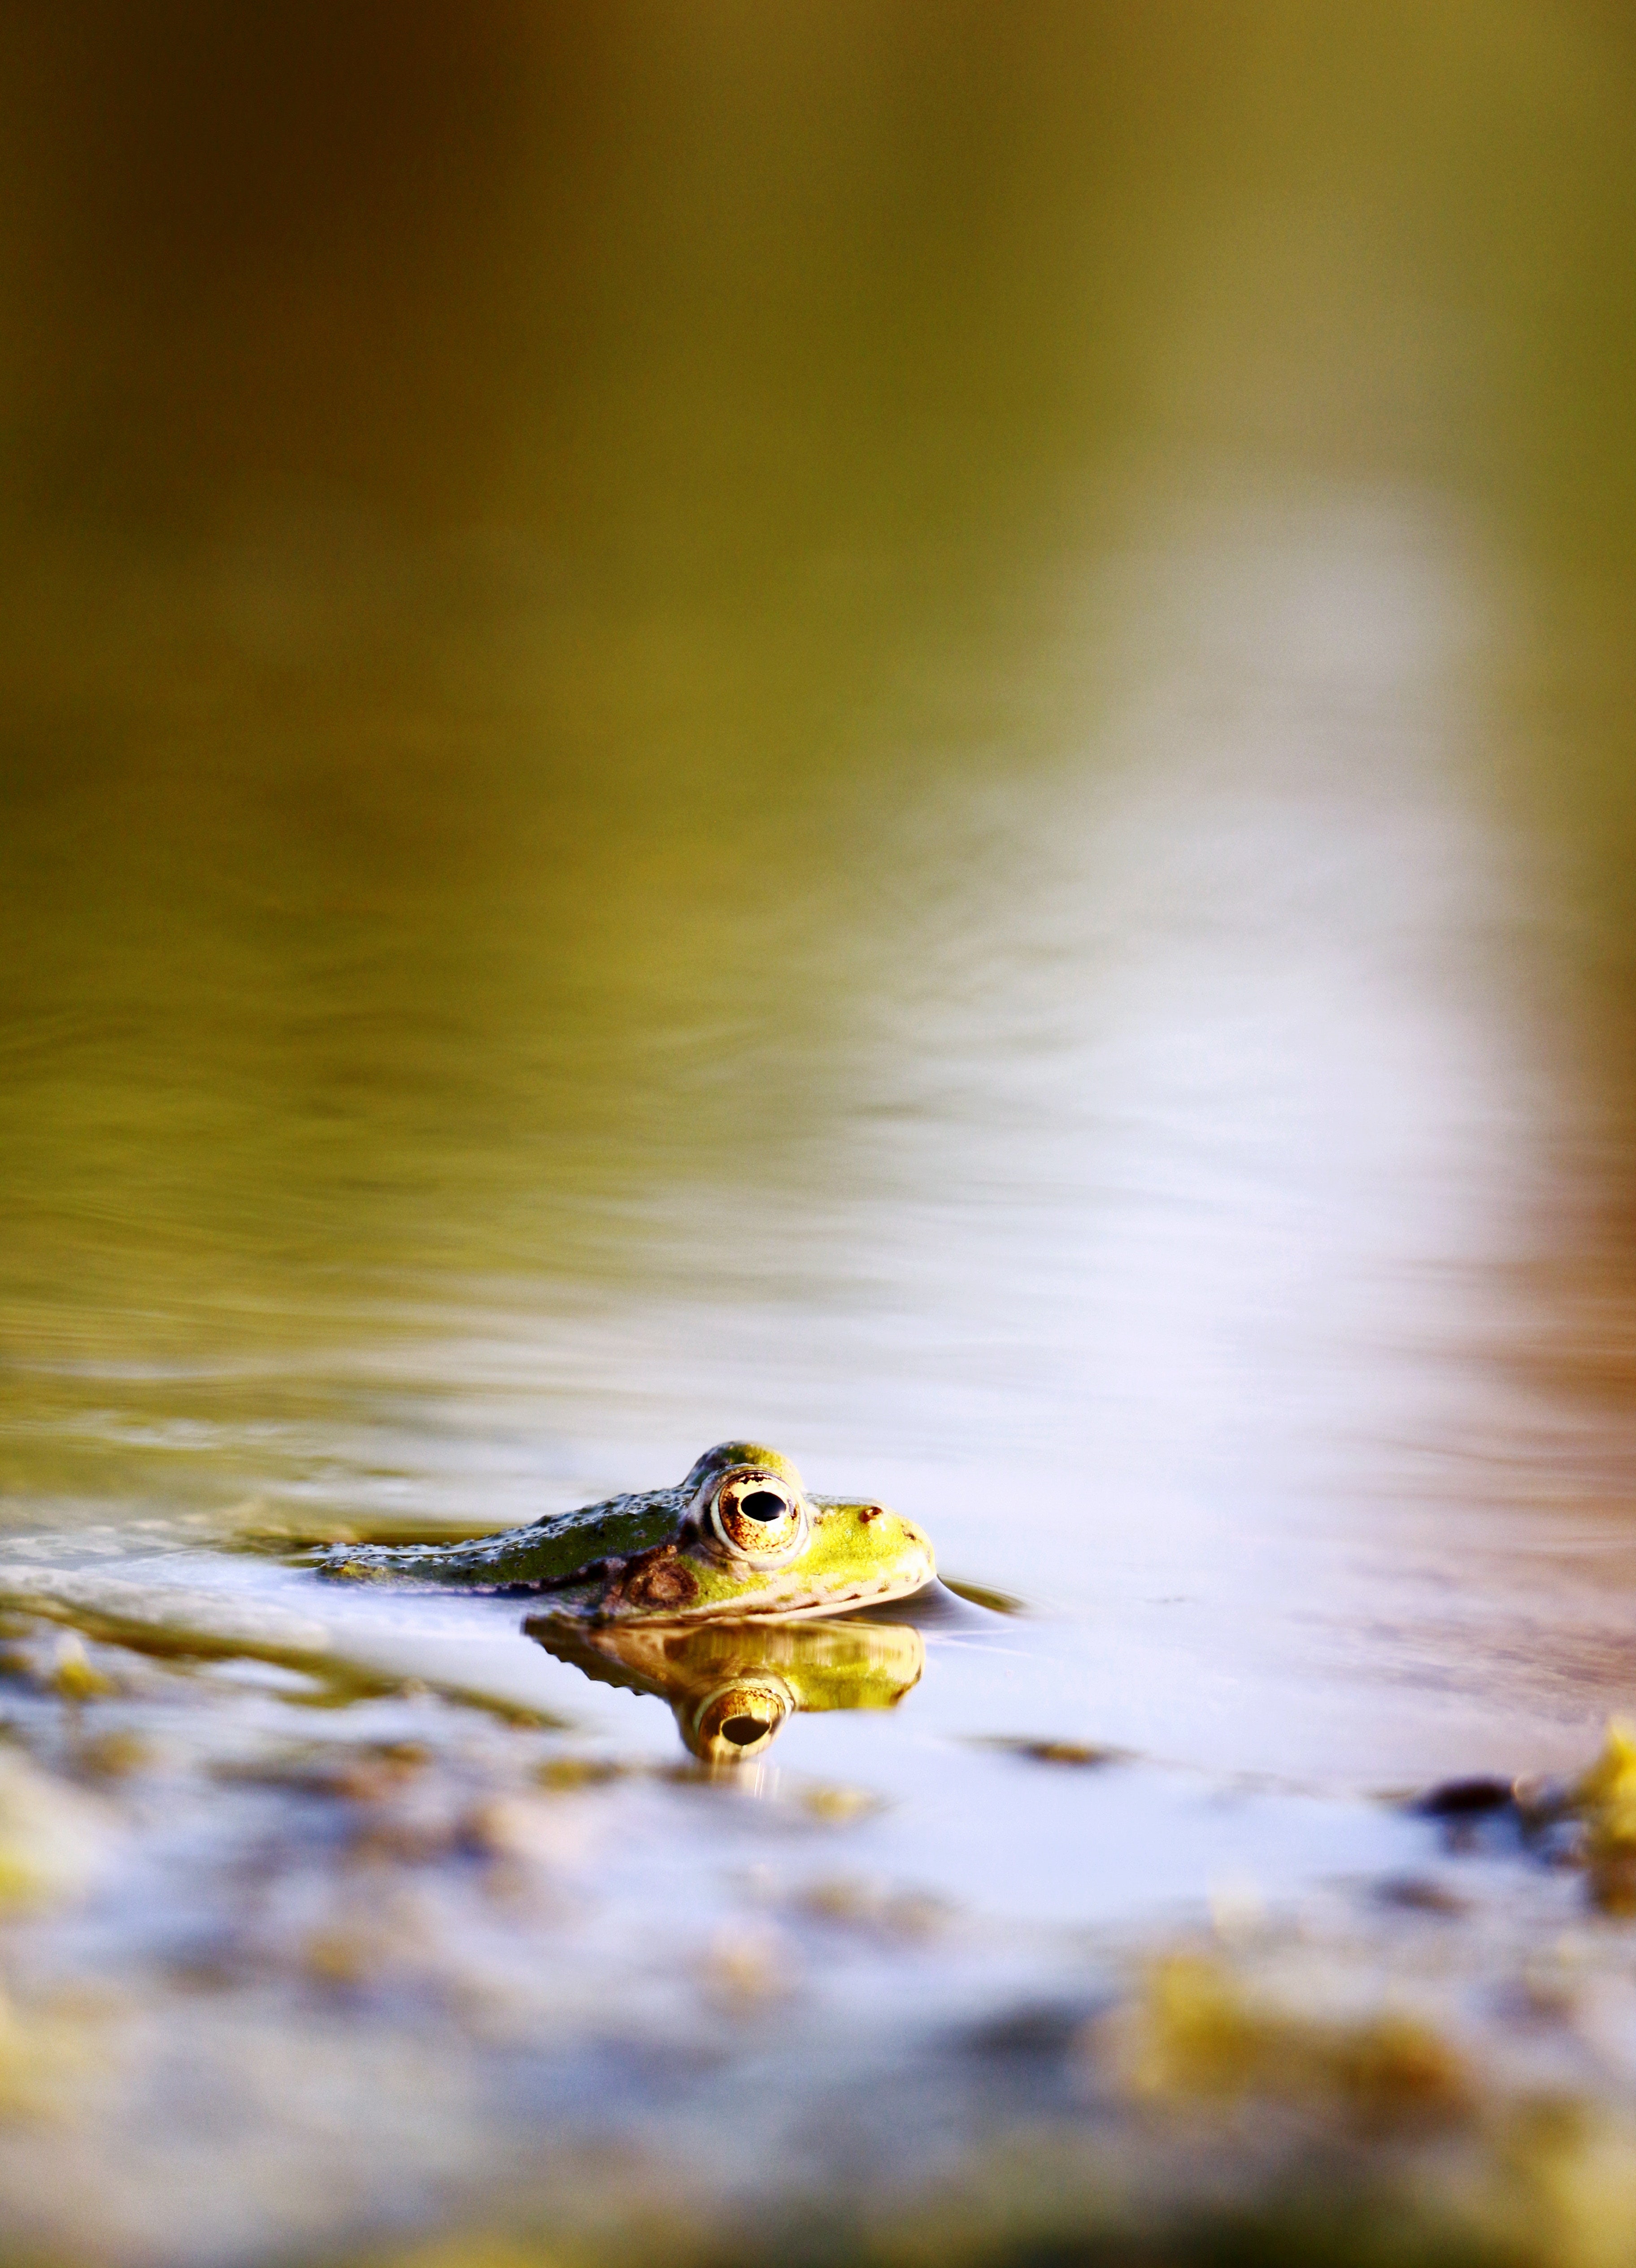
[3,1,1636,1408]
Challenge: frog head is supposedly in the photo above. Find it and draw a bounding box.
[547,1441,935,1625]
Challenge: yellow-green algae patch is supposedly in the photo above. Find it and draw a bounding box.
[1097,1946,1471,2128]
[1568,1719,1636,1913]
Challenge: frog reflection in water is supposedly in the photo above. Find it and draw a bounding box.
[532,1614,926,1764]
[317,1442,936,1625]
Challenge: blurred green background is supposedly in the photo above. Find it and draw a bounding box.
[2,0,1635,1371]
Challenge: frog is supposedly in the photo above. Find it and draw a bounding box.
[313,1442,935,1624]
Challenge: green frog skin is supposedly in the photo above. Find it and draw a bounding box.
[315,1443,935,1624]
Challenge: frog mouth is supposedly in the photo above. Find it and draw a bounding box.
[700,1560,935,1621]
[602,1536,935,1624]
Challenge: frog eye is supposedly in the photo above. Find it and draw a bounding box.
[707,1467,806,1561]
[685,1675,792,1763]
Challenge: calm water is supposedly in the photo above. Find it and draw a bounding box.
[5,7,1636,2260]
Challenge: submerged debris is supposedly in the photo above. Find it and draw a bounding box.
[1414,1774,1516,1818]
[701,1920,794,2011]
[50,1635,117,1704]
[534,1754,628,1793]
[1096,1948,1471,2130]
[1374,1873,1471,1916]
[0,1984,98,2119]
[0,1748,110,1912]
[796,1875,949,1938]
[974,1735,1128,1768]
[1405,1719,1636,1914]
[1568,1719,1636,1914]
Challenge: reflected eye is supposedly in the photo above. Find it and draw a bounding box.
[708,1468,806,1560]
[687,1676,793,1763]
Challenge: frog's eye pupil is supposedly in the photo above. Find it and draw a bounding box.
[721,1714,769,1745]
[706,1469,806,1561]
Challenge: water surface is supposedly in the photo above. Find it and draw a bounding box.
[6,7,1636,2260]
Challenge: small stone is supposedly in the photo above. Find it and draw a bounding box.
[1413,1775,1515,1818]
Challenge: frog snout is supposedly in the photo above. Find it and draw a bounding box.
[887,1515,936,1578]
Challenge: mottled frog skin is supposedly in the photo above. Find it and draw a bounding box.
[316,1443,935,1624]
